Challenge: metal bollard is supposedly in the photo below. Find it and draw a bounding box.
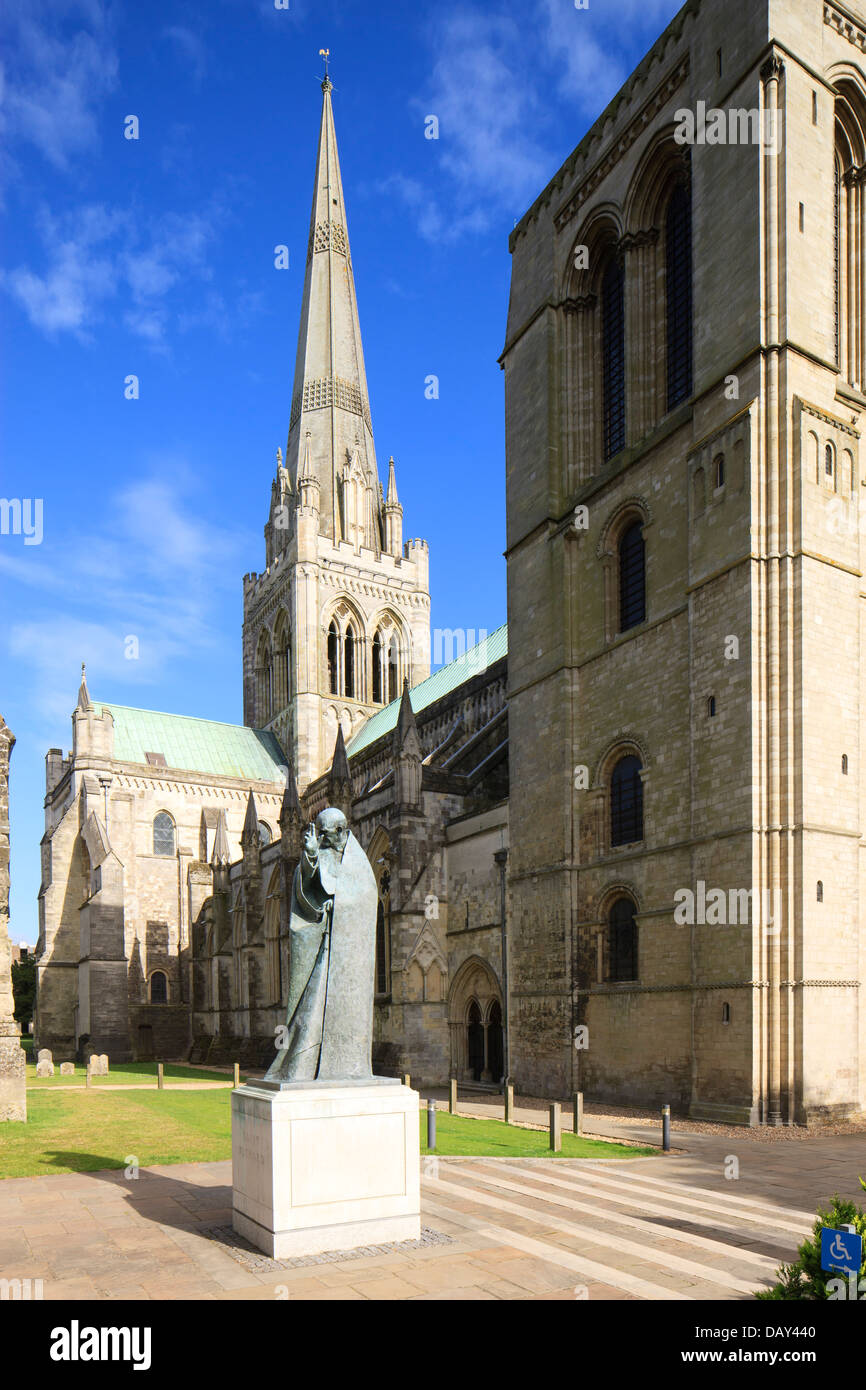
[427,1099,436,1151]
[157,1062,164,1090]
[662,1103,670,1152]
[573,1090,583,1136]
[449,1077,457,1114]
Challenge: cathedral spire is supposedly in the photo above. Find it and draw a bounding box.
[284,66,380,544]
[77,663,92,713]
[241,789,260,849]
[328,726,353,820]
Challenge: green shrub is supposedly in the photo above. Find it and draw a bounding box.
[757,1181,866,1300]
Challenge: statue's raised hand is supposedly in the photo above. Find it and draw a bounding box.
[303,821,319,858]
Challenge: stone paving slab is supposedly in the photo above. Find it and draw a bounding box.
[0,1127,839,1300]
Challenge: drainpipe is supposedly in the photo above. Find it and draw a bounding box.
[494,848,509,1084]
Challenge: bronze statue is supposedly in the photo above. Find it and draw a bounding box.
[265,807,378,1083]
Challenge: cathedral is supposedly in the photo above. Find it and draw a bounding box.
[34,0,866,1123]
[35,71,510,1085]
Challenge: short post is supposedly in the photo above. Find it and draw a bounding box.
[403,1072,411,1089]
[549,1102,562,1152]
[234,1062,240,1088]
[426,1099,436,1151]
[157,1062,164,1091]
[449,1077,457,1114]
[85,1063,92,1089]
[573,1091,583,1136]
[504,1082,514,1124]
[662,1103,670,1152]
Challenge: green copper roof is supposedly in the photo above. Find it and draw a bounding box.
[348,623,508,758]
[94,704,287,782]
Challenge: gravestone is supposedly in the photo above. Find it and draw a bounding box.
[233,807,420,1258]
[35,1060,54,1078]
[0,718,25,1122]
[37,1049,52,1064]
[88,1054,100,1075]
[60,1063,75,1076]
[98,1054,109,1075]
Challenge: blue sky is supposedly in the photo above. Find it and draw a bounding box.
[0,0,683,940]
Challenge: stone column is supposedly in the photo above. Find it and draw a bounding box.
[0,717,25,1122]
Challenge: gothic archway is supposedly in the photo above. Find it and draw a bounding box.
[448,956,504,1084]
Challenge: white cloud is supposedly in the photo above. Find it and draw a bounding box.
[0,0,118,173]
[2,465,246,719]
[4,201,227,345]
[416,10,550,214]
[541,0,683,112]
[381,0,684,245]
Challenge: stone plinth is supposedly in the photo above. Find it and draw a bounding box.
[231,1078,420,1259]
[0,1023,26,1122]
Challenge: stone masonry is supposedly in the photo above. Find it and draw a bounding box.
[0,716,25,1122]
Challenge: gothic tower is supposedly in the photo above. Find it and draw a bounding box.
[243,71,431,790]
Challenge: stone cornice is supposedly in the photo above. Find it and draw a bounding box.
[797,395,861,437]
[552,53,690,236]
[824,1,866,55]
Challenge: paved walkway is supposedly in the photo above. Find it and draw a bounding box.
[0,1129,844,1301]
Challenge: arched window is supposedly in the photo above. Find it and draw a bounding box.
[817,880,824,902]
[372,630,383,704]
[825,443,834,480]
[611,754,643,846]
[619,520,646,631]
[344,626,356,699]
[842,753,849,774]
[150,971,168,1004]
[834,84,866,386]
[153,812,175,857]
[835,154,842,363]
[375,901,387,996]
[328,622,339,695]
[259,822,272,847]
[602,254,626,459]
[388,633,399,704]
[665,180,693,410]
[608,897,637,982]
[284,642,291,705]
[713,454,725,489]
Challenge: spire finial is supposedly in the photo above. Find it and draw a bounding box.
[319,47,332,91]
[77,663,92,713]
[276,446,283,472]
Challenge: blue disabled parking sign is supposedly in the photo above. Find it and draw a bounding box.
[821,1227,862,1277]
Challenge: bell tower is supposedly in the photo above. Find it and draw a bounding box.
[243,64,430,791]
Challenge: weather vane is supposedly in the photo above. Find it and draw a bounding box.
[319,47,331,79]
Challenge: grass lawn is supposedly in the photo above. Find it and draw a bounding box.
[0,1088,233,1178]
[0,1075,657,1179]
[420,1110,656,1159]
[26,1057,240,1088]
